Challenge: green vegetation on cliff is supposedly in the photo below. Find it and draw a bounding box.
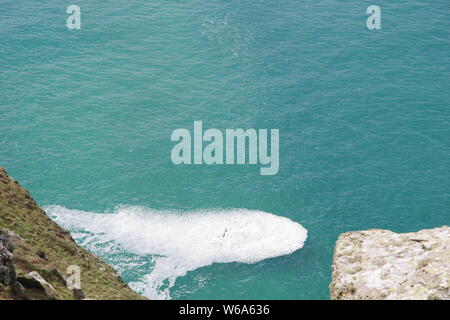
[0,167,144,300]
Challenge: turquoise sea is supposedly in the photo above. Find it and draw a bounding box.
[1,1,449,299]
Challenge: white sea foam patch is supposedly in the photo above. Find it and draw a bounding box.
[44,205,307,299]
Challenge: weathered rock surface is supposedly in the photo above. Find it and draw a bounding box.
[330,226,450,300]
[17,271,57,299]
[0,232,16,286]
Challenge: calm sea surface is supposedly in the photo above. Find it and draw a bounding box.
[1,0,449,299]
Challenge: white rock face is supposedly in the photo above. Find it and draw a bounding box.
[330,226,450,300]
[16,271,57,299]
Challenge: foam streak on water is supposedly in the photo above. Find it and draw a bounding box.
[44,205,307,299]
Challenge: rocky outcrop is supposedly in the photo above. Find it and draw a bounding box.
[0,232,16,286]
[17,271,57,299]
[0,166,144,300]
[330,226,450,300]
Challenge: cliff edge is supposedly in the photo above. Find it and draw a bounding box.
[330,226,449,300]
[0,167,144,300]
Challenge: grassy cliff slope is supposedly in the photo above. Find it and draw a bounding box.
[0,166,144,300]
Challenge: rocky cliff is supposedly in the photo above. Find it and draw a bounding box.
[330,226,449,300]
[0,167,144,300]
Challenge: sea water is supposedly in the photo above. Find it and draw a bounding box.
[1,0,449,299]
